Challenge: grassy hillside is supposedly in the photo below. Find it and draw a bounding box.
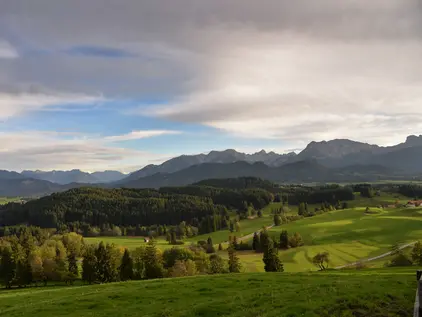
[251,206,422,271]
[0,270,415,317]
[85,199,422,272]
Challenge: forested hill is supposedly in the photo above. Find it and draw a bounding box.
[0,179,357,236]
[0,185,274,235]
[194,177,277,190]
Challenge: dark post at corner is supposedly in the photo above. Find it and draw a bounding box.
[415,270,422,317]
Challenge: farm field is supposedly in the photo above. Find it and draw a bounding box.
[0,269,415,317]
[236,206,422,272]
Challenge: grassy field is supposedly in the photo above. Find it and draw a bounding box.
[85,203,280,250]
[84,237,175,251]
[0,197,22,205]
[235,205,422,272]
[0,269,415,317]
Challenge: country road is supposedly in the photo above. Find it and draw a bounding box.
[335,241,417,269]
[239,224,274,242]
[223,224,274,244]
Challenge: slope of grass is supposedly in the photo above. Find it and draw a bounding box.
[0,270,415,317]
[237,206,422,272]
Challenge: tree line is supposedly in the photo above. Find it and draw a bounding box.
[0,229,84,288]
[0,229,246,289]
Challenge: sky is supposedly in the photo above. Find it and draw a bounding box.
[1,0,422,172]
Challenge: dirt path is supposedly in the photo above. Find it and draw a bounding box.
[238,225,274,242]
[335,241,417,269]
[223,224,274,244]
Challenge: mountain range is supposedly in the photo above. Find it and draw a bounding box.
[1,135,422,197]
[20,170,126,184]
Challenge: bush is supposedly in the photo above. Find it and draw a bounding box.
[289,232,304,248]
[235,241,253,251]
[387,253,413,267]
[169,240,185,245]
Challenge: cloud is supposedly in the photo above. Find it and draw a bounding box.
[105,130,181,142]
[0,40,18,58]
[1,0,422,150]
[64,46,137,58]
[0,130,174,172]
[0,91,105,119]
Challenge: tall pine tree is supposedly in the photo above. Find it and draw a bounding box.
[228,245,241,273]
[252,232,260,252]
[144,241,164,279]
[279,231,289,249]
[0,246,15,288]
[82,246,97,284]
[263,239,284,272]
[120,249,134,281]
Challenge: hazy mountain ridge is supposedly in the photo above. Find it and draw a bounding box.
[1,135,422,197]
[123,149,296,182]
[21,169,125,184]
[117,159,409,189]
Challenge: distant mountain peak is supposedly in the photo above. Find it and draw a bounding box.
[405,135,422,145]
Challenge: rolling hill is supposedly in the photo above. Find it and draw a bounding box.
[0,271,414,317]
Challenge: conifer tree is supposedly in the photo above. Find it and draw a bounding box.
[0,246,15,288]
[144,241,164,279]
[82,245,97,284]
[228,245,241,273]
[260,229,270,252]
[252,232,261,252]
[263,240,284,272]
[279,231,289,249]
[274,215,282,226]
[120,249,134,281]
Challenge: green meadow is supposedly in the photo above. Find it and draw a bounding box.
[0,269,415,317]
[236,206,422,272]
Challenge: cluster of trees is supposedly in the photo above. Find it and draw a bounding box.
[351,184,378,198]
[276,185,354,205]
[160,186,274,211]
[84,240,243,284]
[297,201,346,218]
[0,230,84,288]
[278,231,304,249]
[194,177,277,191]
[0,229,246,289]
[250,228,300,272]
[397,184,422,199]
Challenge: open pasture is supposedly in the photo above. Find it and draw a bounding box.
[0,269,415,317]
